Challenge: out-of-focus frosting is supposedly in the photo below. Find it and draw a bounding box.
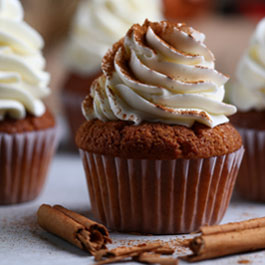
[65,0,163,74]
[82,20,236,128]
[227,18,265,111]
[0,0,50,120]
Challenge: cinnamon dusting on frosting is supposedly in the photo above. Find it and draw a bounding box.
[154,104,210,121]
[82,20,236,128]
[102,39,124,79]
[83,94,93,111]
[130,20,198,58]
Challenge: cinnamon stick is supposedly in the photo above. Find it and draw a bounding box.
[154,246,175,255]
[183,217,265,262]
[37,204,111,254]
[94,243,179,265]
[135,252,178,265]
[110,243,162,257]
[200,217,265,235]
[94,243,162,262]
[95,255,135,265]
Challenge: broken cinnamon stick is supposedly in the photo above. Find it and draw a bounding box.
[95,255,135,265]
[94,243,162,261]
[37,204,111,254]
[183,217,265,262]
[200,217,265,235]
[135,252,178,265]
[154,246,175,255]
[94,243,179,265]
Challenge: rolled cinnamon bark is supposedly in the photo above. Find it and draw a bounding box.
[135,252,178,265]
[154,246,175,255]
[37,204,111,254]
[94,243,178,265]
[183,217,265,262]
[94,243,162,261]
[200,217,265,235]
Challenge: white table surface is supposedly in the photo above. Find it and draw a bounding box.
[1,154,265,265]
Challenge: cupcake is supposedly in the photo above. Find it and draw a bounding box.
[226,18,265,202]
[63,0,164,144]
[0,0,57,205]
[163,0,211,20]
[76,20,244,234]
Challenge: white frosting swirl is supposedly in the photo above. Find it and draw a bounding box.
[227,18,265,111]
[0,0,50,120]
[83,21,236,128]
[65,0,163,74]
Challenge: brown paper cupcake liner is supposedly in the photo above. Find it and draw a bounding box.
[79,147,244,234]
[236,128,265,201]
[0,127,57,205]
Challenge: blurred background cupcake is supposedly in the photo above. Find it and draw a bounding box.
[0,0,57,205]
[163,0,212,20]
[62,0,164,148]
[226,18,265,202]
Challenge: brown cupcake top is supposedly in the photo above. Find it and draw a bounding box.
[76,119,242,160]
[0,109,55,134]
[230,110,265,130]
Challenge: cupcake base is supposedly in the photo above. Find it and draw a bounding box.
[0,110,57,205]
[236,128,265,201]
[0,128,57,205]
[80,147,244,234]
[231,111,265,202]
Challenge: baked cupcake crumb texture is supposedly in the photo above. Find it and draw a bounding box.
[0,110,55,134]
[76,119,242,159]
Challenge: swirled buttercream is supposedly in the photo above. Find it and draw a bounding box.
[82,20,236,127]
[227,18,265,111]
[0,0,50,120]
[65,0,163,74]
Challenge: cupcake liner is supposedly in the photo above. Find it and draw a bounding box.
[0,127,57,205]
[80,147,244,234]
[236,128,265,201]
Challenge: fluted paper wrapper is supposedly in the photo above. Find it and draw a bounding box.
[80,147,244,234]
[0,128,57,205]
[236,128,265,201]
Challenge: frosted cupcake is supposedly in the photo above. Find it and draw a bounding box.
[0,0,57,205]
[226,18,265,201]
[62,0,163,143]
[76,20,244,234]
